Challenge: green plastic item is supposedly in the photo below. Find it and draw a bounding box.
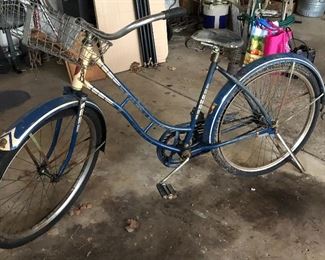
[279,15,295,27]
[238,13,295,27]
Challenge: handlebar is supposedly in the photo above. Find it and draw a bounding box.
[163,7,187,19]
[81,7,187,41]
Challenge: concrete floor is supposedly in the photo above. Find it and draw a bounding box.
[291,15,325,160]
[0,16,325,260]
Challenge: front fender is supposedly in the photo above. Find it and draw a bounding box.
[0,94,107,152]
[203,53,325,144]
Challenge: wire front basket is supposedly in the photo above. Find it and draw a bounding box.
[18,2,111,65]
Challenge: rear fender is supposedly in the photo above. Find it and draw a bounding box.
[203,53,325,144]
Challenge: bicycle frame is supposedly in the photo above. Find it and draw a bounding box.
[69,45,275,159]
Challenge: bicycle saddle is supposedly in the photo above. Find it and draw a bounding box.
[191,29,244,49]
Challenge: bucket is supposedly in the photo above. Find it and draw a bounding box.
[203,2,229,29]
[297,0,325,17]
[165,0,179,10]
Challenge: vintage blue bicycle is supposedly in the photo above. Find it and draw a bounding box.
[0,1,324,248]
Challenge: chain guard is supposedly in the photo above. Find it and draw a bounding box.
[156,129,187,168]
[156,120,205,167]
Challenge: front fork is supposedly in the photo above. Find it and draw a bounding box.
[33,92,87,181]
[51,36,93,178]
[55,95,87,177]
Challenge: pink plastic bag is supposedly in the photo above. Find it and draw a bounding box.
[264,26,292,56]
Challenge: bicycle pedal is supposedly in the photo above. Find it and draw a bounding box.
[156,183,177,200]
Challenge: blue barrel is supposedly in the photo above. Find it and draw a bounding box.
[203,2,229,29]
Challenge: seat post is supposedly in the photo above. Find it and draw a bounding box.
[210,46,220,63]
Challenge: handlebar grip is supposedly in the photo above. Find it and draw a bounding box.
[163,7,187,19]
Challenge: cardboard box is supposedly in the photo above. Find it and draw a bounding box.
[65,62,106,83]
[93,0,168,73]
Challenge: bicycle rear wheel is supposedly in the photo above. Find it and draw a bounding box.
[0,107,103,248]
[212,61,321,176]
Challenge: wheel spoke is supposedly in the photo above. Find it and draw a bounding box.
[0,109,98,241]
[279,94,323,125]
[48,137,91,166]
[15,156,36,166]
[215,63,318,174]
[221,116,256,134]
[275,63,295,120]
[24,144,41,169]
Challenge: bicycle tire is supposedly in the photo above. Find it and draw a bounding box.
[0,107,103,248]
[211,61,321,176]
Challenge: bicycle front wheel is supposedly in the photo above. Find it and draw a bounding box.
[0,107,103,248]
[211,61,321,176]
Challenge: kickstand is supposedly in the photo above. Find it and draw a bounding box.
[276,133,306,174]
